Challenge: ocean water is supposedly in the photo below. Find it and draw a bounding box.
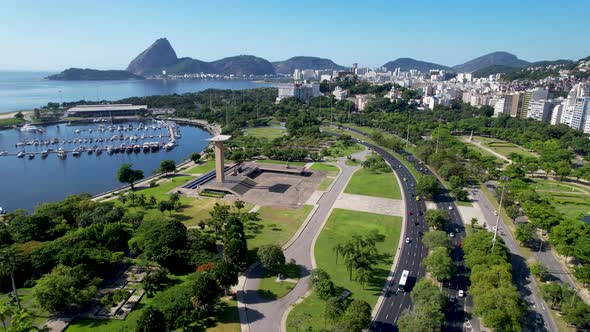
[0,71,276,113]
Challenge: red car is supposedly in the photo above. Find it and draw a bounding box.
[408,211,413,216]
[457,242,462,247]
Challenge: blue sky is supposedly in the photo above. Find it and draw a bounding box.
[2,0,589,70]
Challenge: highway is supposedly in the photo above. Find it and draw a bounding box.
[334,125,468,332]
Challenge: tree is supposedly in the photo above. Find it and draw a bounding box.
[117,164,144,190]
[213,260,240,295]
[13,112,23,119]
[530,262,549,282]
[7,309,34,332]
[474,286,523,332]
[398,304,444,332]
[189,152,201,163]
[309,268,330,288]
[136,306,166,332]
[355,266,371,289]
[0,303,14,332]
[189,272,219,312]
[32,265,100,313]
[515,223,536,246]
[422,230,452,251]
[422,247,454,281]
[561,296,590,327]
[540,282,565,309]
[411,279,446,311]
[148,195,157,207]
[158,200,173,215]
[336,300,372,332]
[288,312,312,332]
[315,278,336,300]
[324,297,347,325]
[142,268,169,298]
[416,175,440,199]
[158,160,176,176]
[0,247,21,310]
[257,244,285,273]
[424,209,450,230]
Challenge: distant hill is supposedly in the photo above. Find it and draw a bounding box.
[472,65,522,78]
[126,38,179,76]
[529,59,573,67]
[47,68,144,80]
[453,52,529,73]
[125,38,275,76]
[382,58,452,72]
[272,56,346,75]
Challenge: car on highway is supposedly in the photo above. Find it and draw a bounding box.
[403,177,407,182]
[405,237,411,243]
[449,232,455,238]
[415,196,420,201]
[494,210,498,216]
[492,225,498,231]
[534,313,544,326]
[458,290,465,297]
[408,211,413,215]
[448,206,454,210]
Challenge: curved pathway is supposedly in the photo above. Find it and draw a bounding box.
[236,151,367,332]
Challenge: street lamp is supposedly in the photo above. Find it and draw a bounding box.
[492,176,509,251]
[435,117,442,154]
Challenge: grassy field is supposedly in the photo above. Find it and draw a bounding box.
[345,168,401,199]
[287,209,402,331]
[258,263,300,300]
[464,143,506,166]
[185,160,216,174]
[532,178,590,194]
[0,288,51,328]
[472,136,536,159]
[317,177,334,191]
[255,159,307,166]
[0,117,25,127]
[326,142,364,158]
[543,192,590,220]
[245,205,313,264]
[310,163,340,176]
[345,159,361,166]
[244,126,286,139]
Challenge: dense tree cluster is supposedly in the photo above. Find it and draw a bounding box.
[462,231,523,331]
[398,279,446,332]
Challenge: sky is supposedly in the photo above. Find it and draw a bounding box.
[1,0,589,71]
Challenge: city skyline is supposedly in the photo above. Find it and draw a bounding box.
[2,0,590,71]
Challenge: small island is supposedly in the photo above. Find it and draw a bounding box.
[46,68,145,81]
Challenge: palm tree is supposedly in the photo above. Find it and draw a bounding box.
[355,267,370,289]
[332,243,344,264]
[0,247,20,310]
[8,309,33,332]
[0,304,14,332]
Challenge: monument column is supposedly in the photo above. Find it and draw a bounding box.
[206,135,231,184]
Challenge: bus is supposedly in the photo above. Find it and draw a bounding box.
[398,270,410,292]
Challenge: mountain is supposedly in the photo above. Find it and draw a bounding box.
[47,68,144,80]
[529,59,574,67]
[452,51,529,73]
[125,38,275,76]
[381,58,452,72]
[272,56,346,75]
[126,38,179,76]
[472,65,522,78]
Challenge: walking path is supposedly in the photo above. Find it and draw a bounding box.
[236,149,369,332]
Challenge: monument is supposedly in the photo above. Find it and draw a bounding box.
[206,135,232,183]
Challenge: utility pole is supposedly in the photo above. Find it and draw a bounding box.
[406,111,410,148]
[435,118,442,154]
[492,177,508,251]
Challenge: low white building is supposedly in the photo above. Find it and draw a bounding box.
[526,100,555,122]
[332,86,348,101]
[355,95,372,111]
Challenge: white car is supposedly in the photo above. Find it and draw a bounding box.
[493,210,498,216]
[449,232,455,238]
[458,290,465,297]
[492,225,498,231]
[405,237,411,243]
[448,206,454,211]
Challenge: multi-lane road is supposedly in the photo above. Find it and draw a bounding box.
[336,126,468,331]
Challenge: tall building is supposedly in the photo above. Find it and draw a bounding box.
[526,100,555,122]
[276,82,321,103]
[332,86,348,101]
[521,88,548,118]
[560,83,590,131]
[494,97,506,117]
[293,69,302,81]
[551,103,563,125]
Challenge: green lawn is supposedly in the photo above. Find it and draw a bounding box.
[244,126,286,139]
[317,177,334,191]
[345,159,361,166]
[256,159,307,166]
[326,142,364,158]
[287,209,402,331]
[286,293,325,332]
[472,136,536,159]
[258,263,300,300]
[245,205,313,264]
[532,178,590,194]
[464,143,506,166]
[543,192,590,220]
[185,160,216,174]
[0,118,25,127]
[0,288,51,329]
[310,163,340,176]
[133,175,192,199]
[345,168,401,199]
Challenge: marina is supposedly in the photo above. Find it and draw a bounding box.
[0,120,210,212]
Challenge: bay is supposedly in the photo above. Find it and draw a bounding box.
[0,71,277,113]
[0,121,211,212]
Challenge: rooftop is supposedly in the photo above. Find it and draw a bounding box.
[207,135,232,142]
[67,104,148,112]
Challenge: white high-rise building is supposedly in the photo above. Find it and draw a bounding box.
[494,98,506,117]
[293,69,302,81]
[526,100,555,122]
[550,103,564,125]
[276,82,321,103]
[560,83,590,131]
